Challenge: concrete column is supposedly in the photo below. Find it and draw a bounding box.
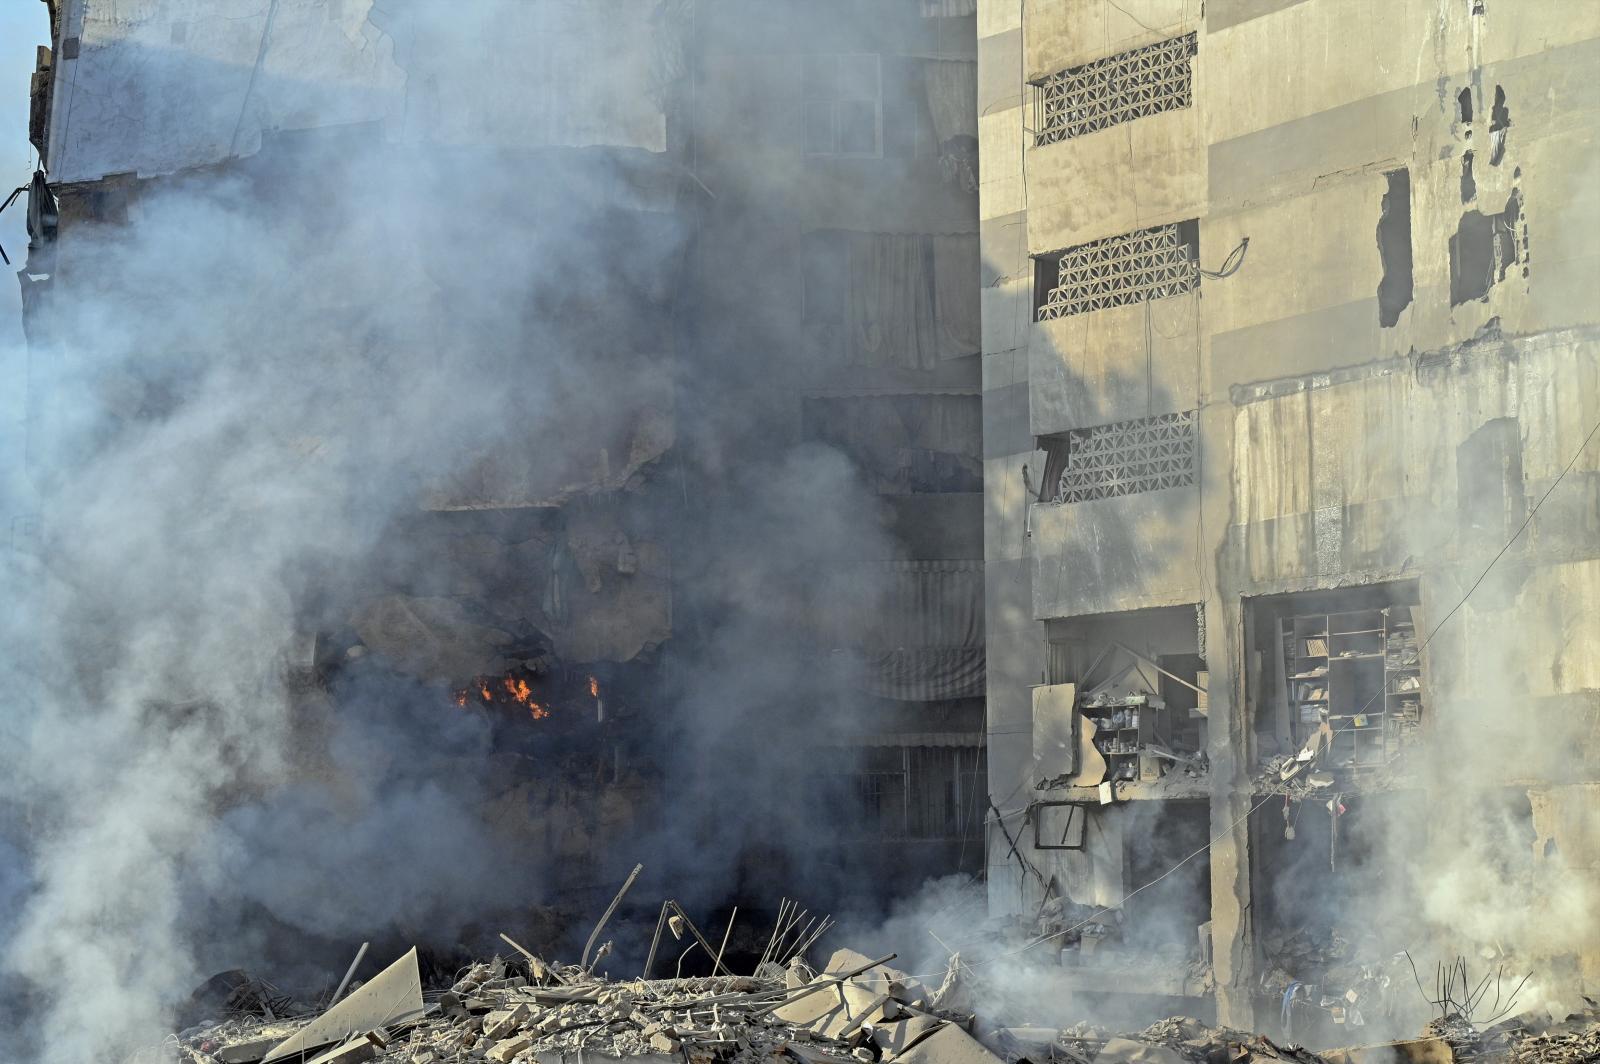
[1200,398,1256,1029]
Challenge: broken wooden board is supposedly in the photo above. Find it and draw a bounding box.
[262,948,426,1063]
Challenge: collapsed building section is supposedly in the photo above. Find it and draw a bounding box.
[12,0,986,949]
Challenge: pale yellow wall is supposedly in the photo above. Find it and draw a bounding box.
[1023,0,1196,80]
[1026,105,1206,255]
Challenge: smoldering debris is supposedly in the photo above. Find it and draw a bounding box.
[156,886,1598,1064]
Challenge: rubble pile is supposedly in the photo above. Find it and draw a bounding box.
[169,944,994,1064]
[162,908,1600,1064]
[1420,1006,1600,1064]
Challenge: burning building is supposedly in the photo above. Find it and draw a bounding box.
[5,0,1600,1060]
[12,0,985,1021]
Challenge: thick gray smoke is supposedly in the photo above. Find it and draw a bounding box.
[0,6,911,1062]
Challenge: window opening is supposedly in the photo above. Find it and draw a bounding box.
[1036,221,1198,321]
[804,54,882,156]
[1031,33,1197,146]
[1042,410,1196,504]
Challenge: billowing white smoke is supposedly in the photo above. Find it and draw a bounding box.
[0,3,914,1059]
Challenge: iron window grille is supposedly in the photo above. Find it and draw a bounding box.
[1035,220,1198,321]
[1054,410,1196,503]
[1031,32,1197,146]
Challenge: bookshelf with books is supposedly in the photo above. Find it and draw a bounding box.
[1283,606,1423,766]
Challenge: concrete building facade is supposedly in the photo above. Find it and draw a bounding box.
[978,0,1600,1037]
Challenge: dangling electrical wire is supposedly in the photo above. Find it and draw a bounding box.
[0,182,29,266]
[1198,236,1249,279]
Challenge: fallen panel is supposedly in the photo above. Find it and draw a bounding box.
[1033,683,1078,780]
[262,948,426,1063]
[895,1020,1006,1064]
[304,1038,377,1064]
[873,1016,946,1056]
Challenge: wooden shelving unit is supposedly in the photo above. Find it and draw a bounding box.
[1282,606,1423,765]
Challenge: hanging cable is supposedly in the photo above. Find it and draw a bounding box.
[1198,236,1249,279]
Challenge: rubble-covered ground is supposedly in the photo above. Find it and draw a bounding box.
[161,919,1600,1064]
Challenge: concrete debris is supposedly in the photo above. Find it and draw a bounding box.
[262,948,426,1063]
[169,897,1599,1064]
[304,1037,379,1064]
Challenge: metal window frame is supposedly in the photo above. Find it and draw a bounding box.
[1032,801,1089,850]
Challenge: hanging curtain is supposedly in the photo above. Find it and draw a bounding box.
[810,561,986,701]
[846,233,939,370]
[934,233,980,357]
[923,59,978,192]
[844,232,979,368]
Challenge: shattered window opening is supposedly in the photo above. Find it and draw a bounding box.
[804,53,883,157]
[1032,801,1088,850]
[1031,33,1197,146]
[1035,221,1199,321]
[1250,583,1427,774]
[1048,410,1197,504]
[1376,169,1414,328]
[1449,187,1524,305]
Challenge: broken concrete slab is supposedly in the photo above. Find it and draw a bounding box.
[1323,1038,1454,1064]
[1091,1039,1185,1064]
[895,1019,1006,1064]
[485,1002,532,1039]
[216,1036,281,1064]
[486,1036,534,1062]
[873,1016,946,1056]
[303,1037,378,1064]
[820,948,927,1002]
[262,948,426,1063]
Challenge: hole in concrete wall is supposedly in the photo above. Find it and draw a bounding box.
[1044,604,1209,781]
[1457,87,1473,125]
[1376,169,1413,327]
[1489,85,1511,165]
[1449,188,1523,305]
[1247,582,1424,763]
[1460,150,1476,202]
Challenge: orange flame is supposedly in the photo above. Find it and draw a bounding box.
[454,671,556,722]
[588,675,600,698]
